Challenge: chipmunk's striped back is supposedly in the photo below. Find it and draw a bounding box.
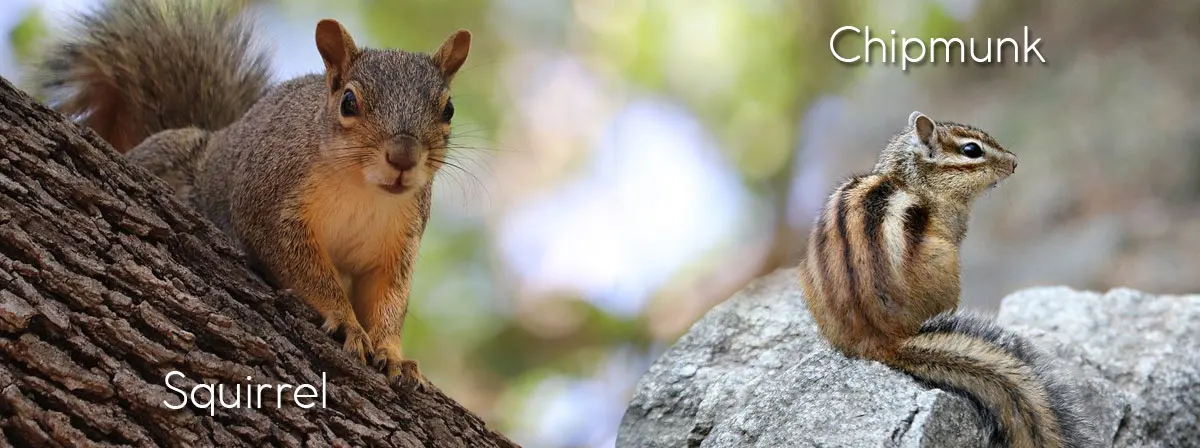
[797,111,1096,448]
[799,172,959,360]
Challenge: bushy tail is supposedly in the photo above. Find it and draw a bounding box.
[36,0,271,152]
[886,312,1096,448]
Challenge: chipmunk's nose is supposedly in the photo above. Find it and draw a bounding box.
[1005,154,1017,174]
[386,135,420,172]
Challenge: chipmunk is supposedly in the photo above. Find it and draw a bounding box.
[37,0,471,390]
[798,111,1098,447]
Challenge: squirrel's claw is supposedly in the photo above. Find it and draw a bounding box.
[393,359,429,392]
[342,328,371,365]
[372,345,429,392]
[321,314,373,366]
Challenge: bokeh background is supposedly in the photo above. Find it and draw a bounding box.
[3,0,1199,446]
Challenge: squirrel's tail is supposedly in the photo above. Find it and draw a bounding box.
[886,312,1095,448]
[36,0,271,152]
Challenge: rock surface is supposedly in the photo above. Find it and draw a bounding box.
[999,287,1200,447]
[617,267,1199,447]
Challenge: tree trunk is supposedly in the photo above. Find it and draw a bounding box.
[0,78,518,447]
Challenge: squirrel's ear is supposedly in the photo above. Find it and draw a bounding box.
[432,30,471,81]
[908,111,936,147]
[315,19,359,90]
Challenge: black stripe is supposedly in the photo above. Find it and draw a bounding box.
[861,178,895,307]
[941,163,988,172]
[920,312,1037,372]
[836,177,861,306]
[902,203,930,261]
[920,312,1038,366]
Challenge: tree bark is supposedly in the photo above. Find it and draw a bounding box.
[0,78,519,447]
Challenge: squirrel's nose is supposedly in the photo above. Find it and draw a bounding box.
[386,136,420,171]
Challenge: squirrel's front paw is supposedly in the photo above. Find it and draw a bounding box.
[392,359,429,392]
[373,341,429,391]
[320,313,373,365]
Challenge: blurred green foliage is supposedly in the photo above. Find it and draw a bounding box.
[8,6,43,68]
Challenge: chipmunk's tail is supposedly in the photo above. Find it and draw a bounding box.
[885,311,1096,448]
[35,0,270,152]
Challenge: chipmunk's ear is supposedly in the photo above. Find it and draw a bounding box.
[908,111,936,148]
[432,30,471,81]
[315,19,359,91]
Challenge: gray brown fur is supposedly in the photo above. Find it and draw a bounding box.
[798,112,1096,446]
[36,0,270,153]
[38,0,472,389]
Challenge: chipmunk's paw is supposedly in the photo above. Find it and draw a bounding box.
[372,339,429,392]
[321,313,372,365]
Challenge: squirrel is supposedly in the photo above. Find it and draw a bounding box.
[797,111,1098,447]
[36,0,471,390]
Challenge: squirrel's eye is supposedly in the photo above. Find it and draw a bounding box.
[340,89,360,117]
[441,99,454,123]
[960,142,983,158]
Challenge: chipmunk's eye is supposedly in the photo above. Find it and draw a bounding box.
[340,89,360,117]
[441,99,454,123]
[960,142,983,158]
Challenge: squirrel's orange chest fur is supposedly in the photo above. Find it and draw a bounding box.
[302,169,416,277]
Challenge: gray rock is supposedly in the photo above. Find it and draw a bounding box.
[998,287,1200,448]
[617,267,1198,447]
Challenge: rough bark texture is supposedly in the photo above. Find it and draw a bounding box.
[0,78,519,447]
